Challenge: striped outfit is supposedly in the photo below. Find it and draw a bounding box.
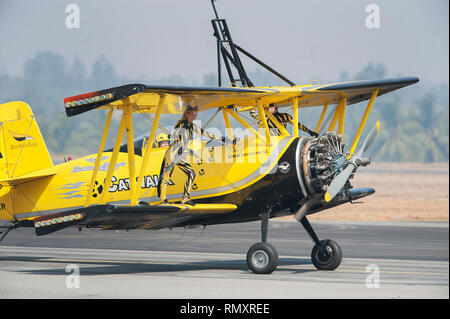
[250,110,317,136]
[158,119,216,202]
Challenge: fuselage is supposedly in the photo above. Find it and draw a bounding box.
[7,134,304,228]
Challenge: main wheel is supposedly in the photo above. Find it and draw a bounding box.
[247,242,278,274]
[311,239,342,270]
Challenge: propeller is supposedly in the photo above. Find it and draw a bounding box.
[324,121,380,202]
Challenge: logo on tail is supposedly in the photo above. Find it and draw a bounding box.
[8,130,34,142]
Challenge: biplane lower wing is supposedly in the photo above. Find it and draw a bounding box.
[33,203,237,236]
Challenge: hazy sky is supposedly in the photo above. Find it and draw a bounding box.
[0,0,448,85]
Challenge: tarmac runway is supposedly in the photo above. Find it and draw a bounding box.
[0,220,448,299]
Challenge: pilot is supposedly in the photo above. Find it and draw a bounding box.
[158,104,221,205]
[154,133,170,148]
[250,103,318,137]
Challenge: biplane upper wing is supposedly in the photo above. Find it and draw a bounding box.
[296,76,420,107]
[64,85,280,117]
[64,77,419,117]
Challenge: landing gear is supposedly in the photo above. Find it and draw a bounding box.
[311,239,342,270]
[300,216,342,270]
[247,242,278,274]
[246,209,279,274]
[246,211,342,274]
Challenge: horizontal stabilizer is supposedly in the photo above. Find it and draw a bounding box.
[0,170,56,187]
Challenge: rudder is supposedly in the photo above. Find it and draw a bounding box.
[0,101,54,221]
[0,101,53,179]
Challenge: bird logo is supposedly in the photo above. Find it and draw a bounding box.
[8,130,34,142]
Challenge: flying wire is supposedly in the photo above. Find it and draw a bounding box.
[134,105,173,137]
[318,103,338,135]
[39,120,67,161]
[10,117,35,178]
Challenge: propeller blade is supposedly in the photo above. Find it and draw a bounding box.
[357,121,380,157]
[324,164,356,202]
[324,121,381,203]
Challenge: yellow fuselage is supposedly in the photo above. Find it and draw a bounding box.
[2,134,296,222]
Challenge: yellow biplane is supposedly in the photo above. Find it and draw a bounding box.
[0,2,418,274]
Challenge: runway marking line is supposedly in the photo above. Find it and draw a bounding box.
[48,258,180,266]
[278,266,449,277]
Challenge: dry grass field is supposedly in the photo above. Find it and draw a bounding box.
[296,162,449,222]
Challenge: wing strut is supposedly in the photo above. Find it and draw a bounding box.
[257,98,270,147]
[314,103,329,133]
[137,95,165,201]
[124,105,137,205]
[224,108,264,141]
[292,96,299,136]
[99,110,128,204]
[89,99,149,206]
[347,89,379,158]
[328,98,347,136]
[85,109,113,207]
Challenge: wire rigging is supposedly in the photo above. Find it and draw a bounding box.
[318,103,338,135]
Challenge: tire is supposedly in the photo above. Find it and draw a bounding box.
[311,239,342,270]
[247,242,279,274]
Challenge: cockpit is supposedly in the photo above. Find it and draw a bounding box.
[106,133,170,156]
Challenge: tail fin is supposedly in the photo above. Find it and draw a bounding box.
[0,101,54,221]
[0,101,53,179]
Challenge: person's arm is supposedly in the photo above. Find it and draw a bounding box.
[287,114,319,137]
[195,122,239,144]
[171,121,183,143]
[298,123,319,137]
[249,109,259,120]
[194,123,216,140]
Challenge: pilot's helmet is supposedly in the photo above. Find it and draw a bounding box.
[155,133,170,147]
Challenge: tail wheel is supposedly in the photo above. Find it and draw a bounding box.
[247,242,278,274]
[311,239,342,270]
